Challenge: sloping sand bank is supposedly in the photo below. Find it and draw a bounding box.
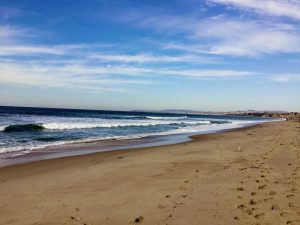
[0,121,299,225]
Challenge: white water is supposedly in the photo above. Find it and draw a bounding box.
[0,118,283,154]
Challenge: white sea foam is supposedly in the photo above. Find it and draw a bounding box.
[0,119,272,155]
[0,115,214,131]
[1,120,210,130]
[146,116,188,120]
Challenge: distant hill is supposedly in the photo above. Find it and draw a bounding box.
[131,109,299,121]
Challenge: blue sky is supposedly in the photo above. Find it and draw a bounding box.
[0,0,299,112]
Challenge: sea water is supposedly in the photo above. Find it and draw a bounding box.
[0,106,282,159]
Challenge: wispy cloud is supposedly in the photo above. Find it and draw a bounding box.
[269,74,300,82]
[157,69,253,78]
[0,7,20,20]
[0,44,90,56]
[0,26,25,39]
[0,23,239,93]
[0,21,268,94]
[192,19,300,56]
[209,0,300,20]
[0,60,254,90]
[0,26,216,64]
[0,25,35,45]
[139,15,300,56]
[0,62,151,93]
[89,53,217,64]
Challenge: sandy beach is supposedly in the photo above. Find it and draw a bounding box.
[0,121,299,225]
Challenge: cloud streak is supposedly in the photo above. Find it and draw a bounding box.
[0,63,151,93]
[209,0,300,20]
[0,59,256,93]
[0,44,90,56]
[0,26,30,42]
[139,15,300,56]
[269,74,300,82]
[88,53,217,64]
[0,7,20,20]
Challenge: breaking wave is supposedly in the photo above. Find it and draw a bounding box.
[2,124,45,132]
[0,120,216,132]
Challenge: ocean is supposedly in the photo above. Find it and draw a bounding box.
[0,106,282,164]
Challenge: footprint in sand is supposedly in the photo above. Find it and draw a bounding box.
[291,187,297,192]
[237,204,245,209]
[157,204,165,209]
[264,197,274,203]
[288,202,296,208]
[234,216,240,220]
[246,208,253,215]
[70,216,81,221]
[271,205,279,210]
[254,213,265,219]
[132,216,144,223]
[258,184,267,190]
[287,220,300,225]
[249,199,257,205]
[280,212,289,217]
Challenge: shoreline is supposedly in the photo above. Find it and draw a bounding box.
[0,121,268,168]
[0,120,299,225]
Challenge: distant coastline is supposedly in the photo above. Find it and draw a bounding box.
[1,105,299,119]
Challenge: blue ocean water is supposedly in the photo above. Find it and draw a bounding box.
[0,106,280,157]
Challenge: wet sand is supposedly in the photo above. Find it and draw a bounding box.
[0,121,299,225]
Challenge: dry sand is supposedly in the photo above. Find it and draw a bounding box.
[0,121,299,225]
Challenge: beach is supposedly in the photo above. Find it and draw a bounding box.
[0,120,299,225]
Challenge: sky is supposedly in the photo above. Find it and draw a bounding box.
[0,0,300,112]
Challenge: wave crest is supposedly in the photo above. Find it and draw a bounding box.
[3,124,44,132]
[42,120,211,130]
[0,120,213,132]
